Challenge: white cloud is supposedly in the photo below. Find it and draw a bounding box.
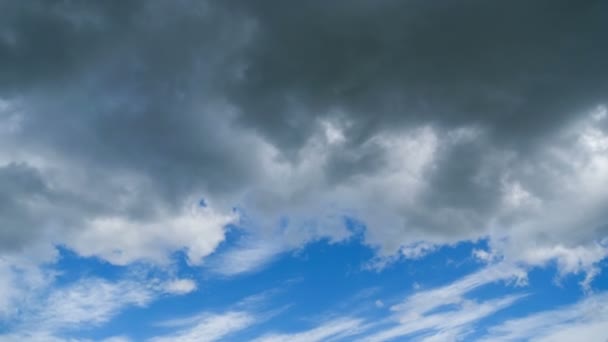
[208,239,284,276]
[363,295,524,342]
[356,263,527,342]
[0,333,132,342]
[29,278,153,330]
[479,292,608,342]
[235,109,608,282]
[149,311,256,342]
[69,204,237,266]
[0,254,57,320]
[163,278,197,295]
[0,269,203,341]
[253,318,365,342]
[0,332,73,342]
[390,263,526,316]
[98,337,133,342]
[0,276,154,342]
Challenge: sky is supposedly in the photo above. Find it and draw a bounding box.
[1,0,608,341]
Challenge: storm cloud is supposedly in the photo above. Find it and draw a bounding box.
[1,0,607,271]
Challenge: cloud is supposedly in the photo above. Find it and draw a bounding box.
[69,205,236,266]
[149,311,256,342]
[0,254,57,320]
[163,278,197,295]
[479,292,608,342]
[364,295,525,342]
[207,239,285,276]
[20,278,153,331]
[148,287,291,342]
[253,317,365,342]
[0,268,204,341]
[2,2,607,341]
[223,0,608,147]
[0,333,132,342]
[0,0,252,266]
[390,263,527,315]
[354,263,527,341]
[0,0,607,284]
[0,276,152,341]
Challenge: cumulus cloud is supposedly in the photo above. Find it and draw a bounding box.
[163,278,197,295]
[69,205,236,265]
[0,0,607,282]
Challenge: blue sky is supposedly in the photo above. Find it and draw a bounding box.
[2,1,608,341]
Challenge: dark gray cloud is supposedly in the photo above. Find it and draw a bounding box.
[0,163,49,250]
[223,0,608,147]
[0,1,142,94]
[0,0,607,265]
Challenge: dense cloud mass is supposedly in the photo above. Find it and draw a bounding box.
[1,0,607,276]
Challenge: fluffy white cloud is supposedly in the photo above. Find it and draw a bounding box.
[69,204,236,266]
[163,278,197,295]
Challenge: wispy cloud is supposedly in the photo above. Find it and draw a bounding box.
[355,263,528,341]
[0,332,131,342]
[362,295,525,342]
[149,311,256,342]
[32,278,153,330]
[253,317,366,342]
[0,272,197,341]
[208,239,285,276]
[479,292,608,342]
[241,263,529,342]
[148,287,289,342]
[390,263,527,316]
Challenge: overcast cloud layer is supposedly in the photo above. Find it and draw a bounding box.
[1,0,608,290]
